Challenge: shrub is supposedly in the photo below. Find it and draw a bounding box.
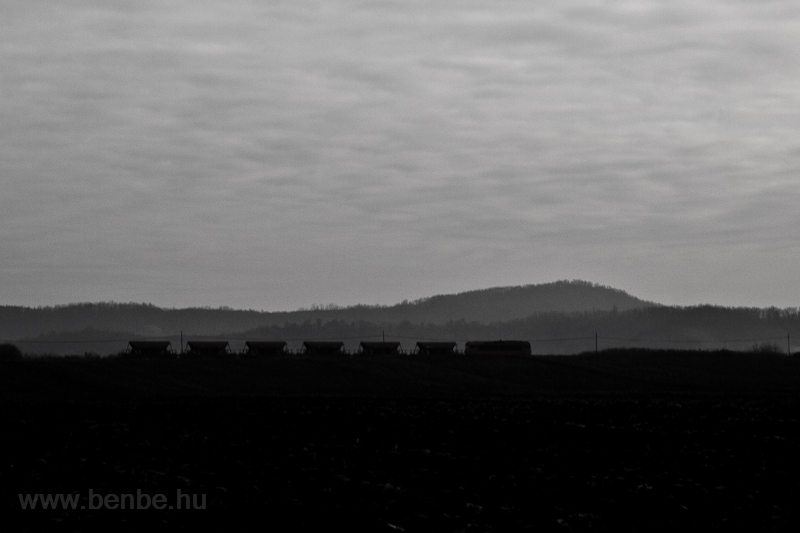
[0,343,23,360]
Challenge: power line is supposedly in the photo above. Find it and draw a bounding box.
[600,336,787,344]
[2,334,794,349]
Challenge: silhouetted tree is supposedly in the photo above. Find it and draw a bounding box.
[0,343,22,360]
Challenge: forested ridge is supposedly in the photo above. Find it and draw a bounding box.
[1,281,799,355]
[1,281,651,340]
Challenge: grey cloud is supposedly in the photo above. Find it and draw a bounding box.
[2,1,800,309]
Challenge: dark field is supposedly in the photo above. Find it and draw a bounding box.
[3,351,800,531]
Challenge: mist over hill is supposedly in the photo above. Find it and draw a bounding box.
[373,280,657,323]
[235,305,800,355]
[0,280,652,340]
[4,280,799,356]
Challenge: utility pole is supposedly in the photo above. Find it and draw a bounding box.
[788,333,791,356]
[180,330,183,356]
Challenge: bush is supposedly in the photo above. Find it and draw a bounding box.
[0,343,23,360]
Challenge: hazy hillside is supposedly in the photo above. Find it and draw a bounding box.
[235,305,800,355]
[0,280,654,340]
[7,305,800,356]
[389,280,656,322]
[6,280,800,357]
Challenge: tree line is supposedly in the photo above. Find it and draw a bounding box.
[6,305,798,356]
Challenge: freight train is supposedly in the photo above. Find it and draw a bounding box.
[125,339,532,358]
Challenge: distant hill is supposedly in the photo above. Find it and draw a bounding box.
[0,280,656,341]
[3,286,800,356]
[381,280,657,323]
[260,280,656,326]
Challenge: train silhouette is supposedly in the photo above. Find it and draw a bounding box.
[125,339,532,358]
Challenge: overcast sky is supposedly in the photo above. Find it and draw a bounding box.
[2,0,800,311]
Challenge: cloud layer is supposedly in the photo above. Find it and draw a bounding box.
[2,0,800,309]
